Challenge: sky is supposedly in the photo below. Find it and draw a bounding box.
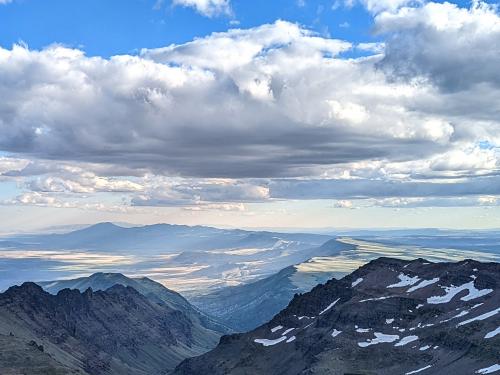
[1,0,500,232]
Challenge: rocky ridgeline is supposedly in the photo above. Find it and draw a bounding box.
[0,282,220,375]
[174,257,500,375]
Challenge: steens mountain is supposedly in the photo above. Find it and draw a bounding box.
[5,222,332,253]
[174,257,500,375]
[0,282,221,375]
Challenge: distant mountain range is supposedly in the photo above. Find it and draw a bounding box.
[4,222,332,253]
[0,273,225,375]
[175,257,500,375]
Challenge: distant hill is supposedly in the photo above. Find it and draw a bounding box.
[175,257,500,375]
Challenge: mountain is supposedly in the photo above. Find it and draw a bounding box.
[38,272,230,334]
[4,222,332,253]
[0,283,221,375]
[174,257,500,375]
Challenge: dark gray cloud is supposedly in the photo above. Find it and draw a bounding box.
[271,175,500,200]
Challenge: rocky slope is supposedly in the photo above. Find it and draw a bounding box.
[38,272,229,334]
[174,257,500,375]
[0,283,220,375]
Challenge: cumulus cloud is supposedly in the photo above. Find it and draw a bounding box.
[377,1,500,92]
[343,0,423,14]
[1,3,500,209]
[0,21,464,180]
[172,0,231,17]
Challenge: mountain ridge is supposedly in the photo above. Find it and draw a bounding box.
[174,257,500,375]
[0,280,221,374]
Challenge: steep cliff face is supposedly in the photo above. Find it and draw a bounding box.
[0,283,219,375]
[174,257,500,375]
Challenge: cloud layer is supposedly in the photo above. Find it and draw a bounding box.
[1,2,499,211]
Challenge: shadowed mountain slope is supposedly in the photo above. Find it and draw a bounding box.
[191,239,351,331]
[0,283,220,375]
[38,272,230,334]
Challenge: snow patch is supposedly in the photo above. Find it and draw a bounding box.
[331,329,342,337]
[386,318,394,324]
[485,327,500,339]
[457,308,500,327]
[281,328,295,336]
[395,335,418,347]
[271,325,283,333]
[352,278,363,287]
[356,327,371,333]
[360,296,393,302]
[358,332,399,347]
[406,365,432,374]
[407,278,439,293]
[441,310,469,323]
[427,281,493,304]
[387,273,420,288]
[319,298,340,315]
[476,364,500,374]
[254,336,287,346]
[419,345,430,351]
[286,336,296,343]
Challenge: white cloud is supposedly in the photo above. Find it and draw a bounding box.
[172,0,231,17]
[376,1,500,91]
[3,192,129,212]
[334,200,354,209]
[478,195,498,205]
[341,0,423,14]
[1,4,500,209]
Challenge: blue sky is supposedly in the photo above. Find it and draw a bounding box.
[1,0,500,231]
[1,0,378,56]
[1,0,486,58]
